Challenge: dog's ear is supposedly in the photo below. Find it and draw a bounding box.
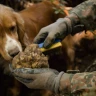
[13,12,25,46]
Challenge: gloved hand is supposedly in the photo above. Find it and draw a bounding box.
[10,65,64,94]
[33,14,82,48]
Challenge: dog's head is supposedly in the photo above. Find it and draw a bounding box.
[0,4,25,60]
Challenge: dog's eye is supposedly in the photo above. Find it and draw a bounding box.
[10,26,16,32]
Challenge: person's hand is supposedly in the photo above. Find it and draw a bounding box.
[33,14,82,48]
[33,18,71,48]
[10,65,64,93]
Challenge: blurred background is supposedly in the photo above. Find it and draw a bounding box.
[0,0,85,11]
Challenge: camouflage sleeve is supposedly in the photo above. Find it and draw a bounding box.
[60,71,96,96]
[70,0,96,31]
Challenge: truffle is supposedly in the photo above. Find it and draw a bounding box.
[12,44,49,69]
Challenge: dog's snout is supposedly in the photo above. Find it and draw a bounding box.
[5,34,22,59]
[8,47,20,57]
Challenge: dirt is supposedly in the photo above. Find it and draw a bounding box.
[12,44,49,69]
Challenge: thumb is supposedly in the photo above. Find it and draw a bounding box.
[43,32,57,48]
[33,30,48,44]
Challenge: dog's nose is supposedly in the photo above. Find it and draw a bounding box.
[8,47,20,57]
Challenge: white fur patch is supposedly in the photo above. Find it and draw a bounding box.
[5,34,22,53]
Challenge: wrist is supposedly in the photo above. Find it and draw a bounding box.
[59,73,71,94]
[46,71,64,94]
[56,13,80,35]
[67,13,80,25]
[54,71,64,94]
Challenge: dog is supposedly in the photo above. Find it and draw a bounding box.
[0,1,66,61]
[0,1,68,96]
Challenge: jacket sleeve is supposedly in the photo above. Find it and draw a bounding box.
[60,71,96,96]
[70,0,96,31]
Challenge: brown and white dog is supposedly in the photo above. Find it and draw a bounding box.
[0,1,65,61]
[0,1,67,96]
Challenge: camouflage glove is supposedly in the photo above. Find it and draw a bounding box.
[10,66,64,94]
[33,14,83,48]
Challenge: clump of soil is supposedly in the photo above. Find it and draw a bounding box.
[12,44,49,69]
